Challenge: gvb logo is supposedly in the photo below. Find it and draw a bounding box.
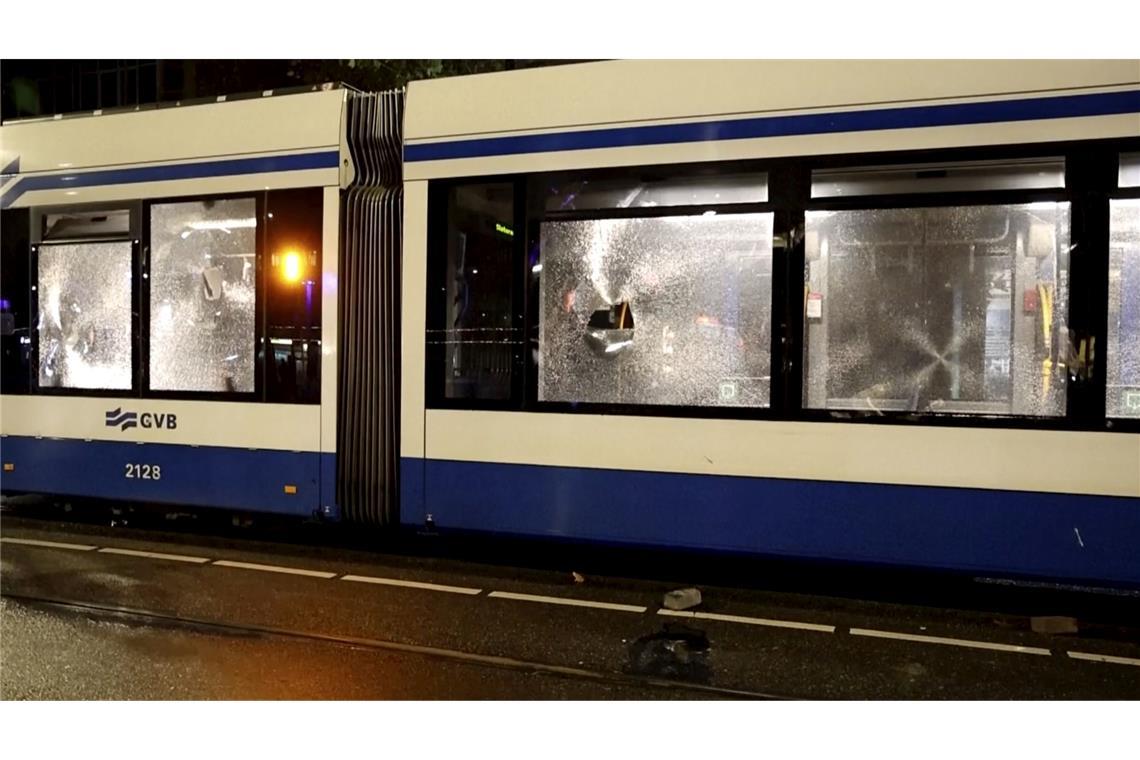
[104,408,177,431]
[105,408,138,430]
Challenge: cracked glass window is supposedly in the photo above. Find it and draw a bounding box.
[539,213,774,407]
[149,198,256,393]
[36,240,133,390]
[803,203,1070,416]
[1108,198,1140,418]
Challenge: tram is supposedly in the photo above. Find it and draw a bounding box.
[2,61,1139,585]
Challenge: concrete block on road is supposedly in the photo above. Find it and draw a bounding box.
[1030,616,1079,634]
[663,587,702,611]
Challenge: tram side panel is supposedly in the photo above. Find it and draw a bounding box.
[402,60,1140,584]
[0,89,347,517]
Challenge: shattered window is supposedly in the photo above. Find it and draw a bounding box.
[1108,198,1140,418]
[149,198,257,393]
[538,213,774,407]
[803,203,1070,416]
[36,241,133,390]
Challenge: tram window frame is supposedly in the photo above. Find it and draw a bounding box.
[27,201,142,398]
[424,176,527,410]
[16,189,327,404]
[423,138,1140,432]
[522,166,785,418]
[793,143,1133,432]
[141,192,265,402]
[140,188,324,405]
[798,173,1071,426]
[798,199,1071,421]
[262,187,324,405]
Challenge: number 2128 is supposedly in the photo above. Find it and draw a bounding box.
[124,464,161,480]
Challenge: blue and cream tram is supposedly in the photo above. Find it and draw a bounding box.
[2,61,1139,585]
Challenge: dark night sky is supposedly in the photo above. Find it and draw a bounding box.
[1,60,569,122]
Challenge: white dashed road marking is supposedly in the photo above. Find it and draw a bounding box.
[341,574,482,595]
[211,560,337,579]
[9,533,1140,670]
[850,627,1051,655]
[1067,651,1140,666]
[488,590,647,613]
[658,608,836,633]
[1,537,97,551]
[98,547,211,564]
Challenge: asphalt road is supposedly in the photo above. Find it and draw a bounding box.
[2,515,1138,699]
[0,596,719,700]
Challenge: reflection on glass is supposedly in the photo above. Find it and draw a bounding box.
[37,241,133,389]
[803,203,1070,416]
[1120,153,1140,189]
[539,213,774,407]
[149,198,256,392]
[545,173,769,212]
[42,209,131,240]
[1108,199,1140,418]
[811,159,1065,198]
[264,187,323,404]
[438,183,517,400]
[268,338,321,403]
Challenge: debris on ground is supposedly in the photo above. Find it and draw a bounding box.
[627,623,712,682]
[663,587,702,611]
[1030,616,1079,634]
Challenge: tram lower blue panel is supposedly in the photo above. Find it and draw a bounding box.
[400,455,426,525]
[413,457,1140,586]
[319,451,340,521]
[0,436,324,517]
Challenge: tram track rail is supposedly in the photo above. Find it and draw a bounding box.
[0,591,795,701]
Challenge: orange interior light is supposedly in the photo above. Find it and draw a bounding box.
[282,251,302,283]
